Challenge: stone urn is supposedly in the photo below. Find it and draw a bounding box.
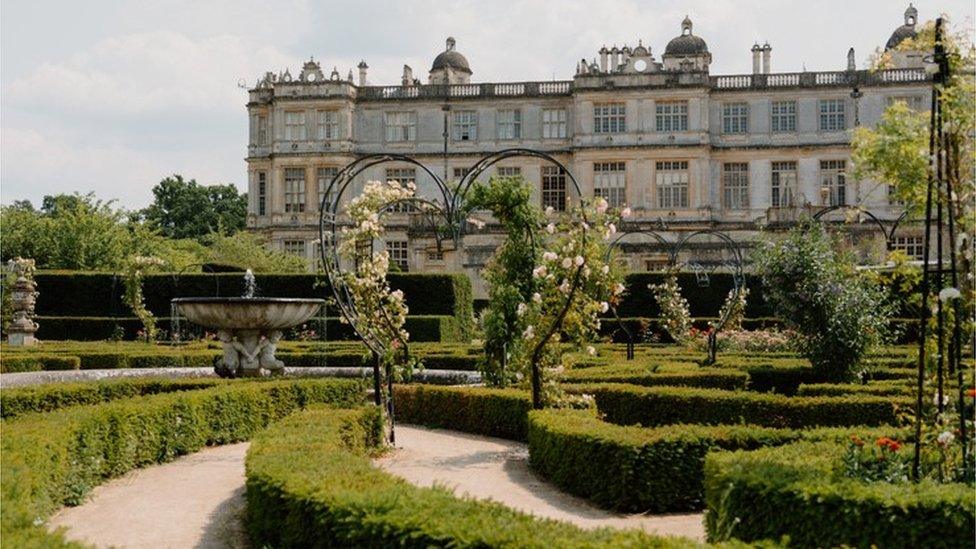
[7,272,39,346]
[172,297,325,377]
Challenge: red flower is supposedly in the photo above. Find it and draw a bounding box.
[876,437,901,452]
[850,435,865,447]
[966,388,976,398]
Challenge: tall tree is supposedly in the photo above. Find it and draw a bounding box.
[142,175,247,240]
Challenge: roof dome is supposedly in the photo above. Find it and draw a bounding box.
[886,4,918,50]
[664,16,708,56]
[431,37,472,74]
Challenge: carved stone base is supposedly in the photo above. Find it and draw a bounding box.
[7,331,37,346]
[215,329,285,378]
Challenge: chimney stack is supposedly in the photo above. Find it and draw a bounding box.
[751,43,762,74]
[357,60,368,86]
[401,65,414,86]
[762,42,772,74]
[847,48,856,71]
[599,46,609,73]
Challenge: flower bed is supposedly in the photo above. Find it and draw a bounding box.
[528,408,903,513]
[244,406,700,548]
[1,379,363,546]
[703,440,975,547]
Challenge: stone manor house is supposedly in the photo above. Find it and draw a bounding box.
[245,6,932,298]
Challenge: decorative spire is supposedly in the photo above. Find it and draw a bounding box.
[681,15,693,35]
[446,37,456,51]
[904,3,917,26]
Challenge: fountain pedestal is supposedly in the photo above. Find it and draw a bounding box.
[172,297,325,378]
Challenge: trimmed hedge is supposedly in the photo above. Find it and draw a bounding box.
[245,406,701,549]
[704,441,975,547]
[0,354,80,373]
[394,385,532,441]
[528,409,903,514]
[1,379,364,546]
[560,364,749,391]
[0,377,224,419]
[797,381,913,397]
[574,384,908,428]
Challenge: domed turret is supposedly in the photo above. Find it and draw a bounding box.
[429,37,472,84]
[885,4,926,69]
[662,16,711,72]
[886,3,918,50]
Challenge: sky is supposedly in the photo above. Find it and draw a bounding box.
[1,0,972,210]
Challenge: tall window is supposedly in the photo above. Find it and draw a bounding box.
[285,111,306,141]
[497,109,521,139]
[284,168,306,213]
[257,171,267,216]
[386,241,409,271]
[453,167,470,180]
[385,111,416,142]
[722,103,749,134]
[542,108,567,138]
[820,160,847,206]
[722,163,750,209]
[317,110,339,140]
[655,101,688,132]
[317,167,338,210]
[594,103,626,133]
[819,99,846,131]
[770,161,797,207]
[594,162,626,208]
[256,115,269,144]
[770,100,796,132]
[453,110,478,141]
[892,236,924,260]
[541,166,567,211]
[497,166,521,177]
[655,161,689,209]
[283,240,306,257]
[385,168,416,212]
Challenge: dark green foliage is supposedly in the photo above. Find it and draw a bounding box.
[0,354,80,373]
[394,385,532,440]
[797,381,913,397]
[560,364,749,390]
[141,175,247,240]
[704,441,975,548]
[0,377,224,419]
[1,379,364,545]
[245,406,694,549]
[575,383,908,428]
[528,409,903,513]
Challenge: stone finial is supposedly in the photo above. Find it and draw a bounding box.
[6,257,38,346]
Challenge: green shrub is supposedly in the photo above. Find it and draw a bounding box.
[0,354,80,373]
[394,385,531,440]
[128,354,185,368]
[245,406,697,548]
[574,383,907,428]
[1,379,364,544]
[78,352,129,369]
[0,377,223,419]
[704,440,975,547]
[560,364,749,390]
[528,409,903,513]
[797,381,913,397]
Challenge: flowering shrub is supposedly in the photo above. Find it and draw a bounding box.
[753,221,894,382]
[338,180,416,375]
[842,435,911,483]
[648,273,691,345]
[123,255,165,342]
[689,328,797,354]
[489,195,623,406]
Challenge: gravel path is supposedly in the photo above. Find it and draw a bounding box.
[375,425,705,541]
[48,443,251,549]
[1,367,479,387]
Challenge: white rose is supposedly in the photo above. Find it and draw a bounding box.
[574,255,585,267]
[532,265,547,278]
[545,206,555,216]
[546,223,556,234]
[532,292,542,303]
[620,207,632,218]
[600,301,609,313]
[601,265,610,275]
[562,257,573,269]
[586,345,596,356]
[937,431,955,445]
[559,280,571,294]
[523,325,535,339]
[939,287,961,302]
[594,197,608,214]
[543,251,558,262]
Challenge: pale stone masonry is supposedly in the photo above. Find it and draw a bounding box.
[246,7,931,298]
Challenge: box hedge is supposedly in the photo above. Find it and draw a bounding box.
[393,385,532,441]
[0,354,80,373]
[573,383,908,428]
[797,381,913,397]
[528,408,904,514]
[559,364,749,391]
[703,440,975,548]
[245,406,704,549]
[0,379,364,546]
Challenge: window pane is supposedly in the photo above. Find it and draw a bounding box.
[655,161,689,209]
[593,162,626,208]
[722,163,749,209]
[770,161,797,207]
[542,166,567,211]
[284,168,306,213]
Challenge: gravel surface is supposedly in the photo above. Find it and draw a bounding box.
[0,367,480,387]
[375,425,706,541]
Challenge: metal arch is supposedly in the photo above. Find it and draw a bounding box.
[455,148,585,210]
[604,229,672,359]
[812,205,913,251]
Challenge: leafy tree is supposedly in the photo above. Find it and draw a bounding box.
[142,175,247,240]
[753,221,895,382]
[202,232,307,273]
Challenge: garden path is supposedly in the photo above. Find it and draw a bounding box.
[48,442,250,549]
[375,424,706,541]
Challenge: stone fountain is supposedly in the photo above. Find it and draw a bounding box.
[172,270,325,377]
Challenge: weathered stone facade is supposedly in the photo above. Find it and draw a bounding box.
[246,8,931,298]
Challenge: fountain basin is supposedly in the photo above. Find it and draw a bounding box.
[172,297,325,378]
